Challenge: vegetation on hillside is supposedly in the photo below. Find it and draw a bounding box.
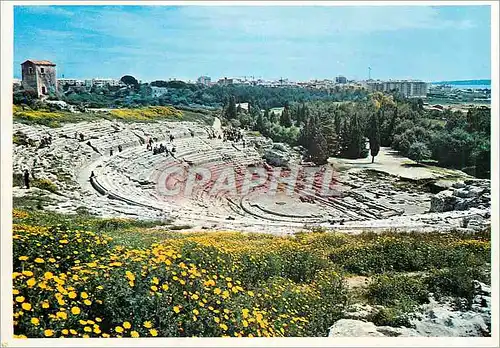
[12,105,193,127]
[224,92,490,178]
[12,207,490,338]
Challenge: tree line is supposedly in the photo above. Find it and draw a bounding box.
[221,92,490,178]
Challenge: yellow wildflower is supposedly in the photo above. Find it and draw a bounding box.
[30,317,40,326]
[131,331,139,338]
[56,311,68,320]
[123,321,131,329]
[150,329,158,336]
[115,326,124,333]
[44,329,54,337]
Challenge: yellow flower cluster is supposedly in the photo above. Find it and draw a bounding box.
[12,224,310,338]
[109,106,182,121]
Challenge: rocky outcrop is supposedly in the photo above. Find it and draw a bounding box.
[430,180,490,213]
[329,319,420,337]
[329,281,491,337]
[263,143,292,167]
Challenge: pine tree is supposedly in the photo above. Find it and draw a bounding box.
[347,113,364,159]
[225,95,237,120]
[255,110,267,133]
[280,104,293,127]
[310,128,329,164]
[368,111,381,163]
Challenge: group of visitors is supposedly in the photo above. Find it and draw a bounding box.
[38,135,52,148]
[75,132,85,142]
[109,144,123,156]
[152,142,175,156]
[223,127,243,142]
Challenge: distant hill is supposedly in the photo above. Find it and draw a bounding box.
[431,79,491,85]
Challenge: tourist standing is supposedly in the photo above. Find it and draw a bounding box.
[23,169,30,189]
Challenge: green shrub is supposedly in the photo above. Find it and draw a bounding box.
[368,307,413,328]
[425,267,489,309]
[329,234,490,275]
[366,274,429,307]
[32,178,58,193]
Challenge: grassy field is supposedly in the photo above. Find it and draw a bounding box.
[12,105,213,127]
[11,202,491,338]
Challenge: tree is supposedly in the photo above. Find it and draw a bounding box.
[408,141,431,163]
[280,104,293,127]
[300,113,329,164]
[368,111,381,163]
[120,75,139,87]
[225,95,237,120]
[310,128,329,164]
[345,113,366,159]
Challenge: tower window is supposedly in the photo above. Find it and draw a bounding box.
[41,68,45,73]
[28,67,33,74]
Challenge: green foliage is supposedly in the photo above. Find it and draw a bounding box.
[120,75,139,87]
[368,306,413,328]
[328,233,490,276]
[224,95,237,120]
[367,274,429,307]
[32,178,58,193]
[407,141,431,163]
[425,267,489,309]
[280,104,293,127]
[368,111,381,162]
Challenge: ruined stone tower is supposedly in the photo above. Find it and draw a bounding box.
[21,60,58,97]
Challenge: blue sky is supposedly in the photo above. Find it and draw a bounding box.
[13,5,491,82]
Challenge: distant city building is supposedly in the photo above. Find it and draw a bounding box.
[217,77,234,86]
[151,86,168,98]
[235,102,249,112]
[335,76,347,84]
[366,80,428,98]
[58,78,85,88]
[21,60,58,97]
[197,76,211,86]
[91,78,123,88]
[80,78,124,89]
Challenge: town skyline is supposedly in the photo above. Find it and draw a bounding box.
[14,5,491,82]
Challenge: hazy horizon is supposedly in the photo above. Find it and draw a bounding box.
[13,5,491,82]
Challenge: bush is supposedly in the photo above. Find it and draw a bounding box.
[425,267,489,309]
[366,274,429,307]
[368,307,413,328]
[32,178,58,193]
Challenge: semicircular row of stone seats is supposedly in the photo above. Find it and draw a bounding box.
[90,135,249,216]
